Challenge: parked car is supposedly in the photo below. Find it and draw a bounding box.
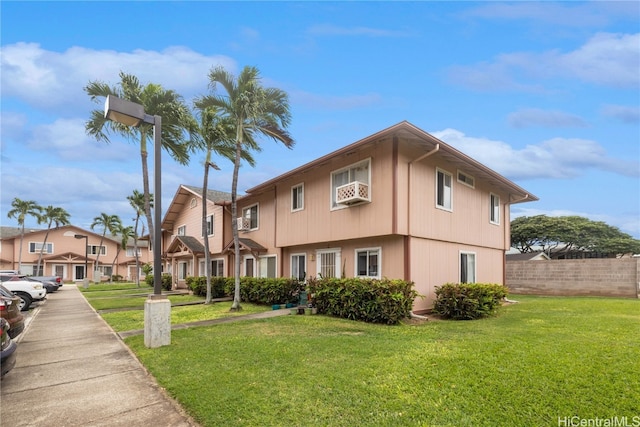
[27,277,60,293]
[0,274,46,311]
[0,285,25,338]
[1,318,17,378]
[29,275,63,290]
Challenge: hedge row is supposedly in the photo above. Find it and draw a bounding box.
[145,273,173,291]
[433,283,508,320]
[307,277,419,324]
[188,276,304,306]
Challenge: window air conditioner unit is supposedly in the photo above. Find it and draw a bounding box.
[237,217,251,231]
[336,181,370,205]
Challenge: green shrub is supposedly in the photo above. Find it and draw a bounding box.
[229,277,304,305]
[187,276,228,298]
[307,277,419,324]
[144,273,173,291]
[433,283,508,320]
[111,274,123,282]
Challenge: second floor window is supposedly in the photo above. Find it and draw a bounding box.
[436,168,452,211]
[242,205,259,230]
[88,245,106,255]
[29,242,53,254]
[177,225,186,236]
[126,247,142,257]
[291,183,304,212]
[490,193,500,225]
[206,214,214,236]
[331,159,370,208]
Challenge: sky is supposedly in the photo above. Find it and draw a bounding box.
[1,1,639,239]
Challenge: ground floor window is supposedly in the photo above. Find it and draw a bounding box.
[178,261,189,280]
[355,248,380,279]
[199,259,224,277]
[244,257,255,277]
[317,249,341,278]
[259,256,277,278]
[460,252,476,283]
[291,254,306,281]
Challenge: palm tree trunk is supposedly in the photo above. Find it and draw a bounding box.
[203,159,212,304]
[133,217,141,288]
[230,137,243,311]
[17,226,25,273]
[36,225,52,275]
[141,135,154,249]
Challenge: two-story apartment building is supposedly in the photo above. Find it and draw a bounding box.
[161,121,537,312]
[0,225,150,282]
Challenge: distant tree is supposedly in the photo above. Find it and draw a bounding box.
[189,107,256,303]
[195,65,294,311]
[511,215,640,257]
[127,190,150,287]
[36,205,71,275]
[85,71,195,249]
[7,198,42,273]
[90,213,122,279]
[109,224,135,284]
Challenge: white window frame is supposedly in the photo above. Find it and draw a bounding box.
[457,170,475,189]
[316,248,342,278]
[206,214,215,236]
[28,242,53,254]
[126,247,142,257]
[177,225,186,236]
[354,247,381,279]
[460,251,476,284]
[199,258,224,277]
[436,168,453,212]
[330,158,371,210]
[490,193,500,225]
[291,253,307,281]
[243,256,256,277]
[88,245,106,255]
[242,204,259,231]
[177,261,189,280]
[259,255,277,278]
[291,183,304,212]
[190,198,197,208]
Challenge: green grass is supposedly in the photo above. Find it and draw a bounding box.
[123,295,640,427]
[101,301,272,332]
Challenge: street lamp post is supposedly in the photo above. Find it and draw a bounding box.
[74,234,89,289]
[104,95,170,348]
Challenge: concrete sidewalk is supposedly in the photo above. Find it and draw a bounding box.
[0,285,199,426]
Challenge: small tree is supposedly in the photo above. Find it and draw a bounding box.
[36,205,71,275]
[7,198,42,273]
[90,213,122,280]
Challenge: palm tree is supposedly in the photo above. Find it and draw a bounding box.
[195,65,294,311]
[189,107,256,303]
[127,190,150,287]
[7,198,42,273]
[109,224,135,284]
[90,213,122,281]
[36,205,71,275]
[85,71,195,249]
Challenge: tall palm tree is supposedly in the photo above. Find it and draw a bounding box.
[127,190,151,287]
[109,224,135,284]
[195,65,294,311]
[189,107,256,303]
[85,71,195,249]
[7,198,42,273]
[90,213,122,280]
[36,205,71,275]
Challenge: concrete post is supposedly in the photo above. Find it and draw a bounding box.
[144,296,171,348]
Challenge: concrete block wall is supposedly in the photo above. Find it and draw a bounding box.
[506,258,639,298]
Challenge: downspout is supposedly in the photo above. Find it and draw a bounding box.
[503,193,530,286]
[408,143,439,317]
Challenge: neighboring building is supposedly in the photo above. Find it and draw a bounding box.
[161,121,537,312]
[506,251,550,261]
[0,225,150,282]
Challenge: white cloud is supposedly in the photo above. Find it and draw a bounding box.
[508,108,588,128]
[600,104,640,124]
[432,128,639,180]
[448,32,640,91]
[0,42,236,112]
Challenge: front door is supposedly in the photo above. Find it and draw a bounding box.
[75,265,85,280]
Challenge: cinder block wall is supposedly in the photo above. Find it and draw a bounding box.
[506,258,640,298]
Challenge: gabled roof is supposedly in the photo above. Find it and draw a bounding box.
[166,235,205,254]
[245,121,538,203]
[163,185,232,230]
[506,251,550,261]
[222,238,267,255]
[0,226,44,239]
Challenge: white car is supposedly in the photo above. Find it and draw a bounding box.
[0,275,47,311]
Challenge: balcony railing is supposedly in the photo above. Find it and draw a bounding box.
[336,181,370,205]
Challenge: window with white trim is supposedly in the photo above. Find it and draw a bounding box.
[436,168,453,211]
[291,254,306,281]
[199,259,224,277]
[244,257,255,277]
[178,261,189,280]
[291,183,304,212]
[355,248,380,279]
[126,247,141,257]
[457,171,475,188]
[190,198,197,208]
[259,256,277,278]
[29,242,53,254]
[317,248,341,278]
[177,225,186,236]
[88,245,106,255]
[206,214,215,235]
[242,204,259,230]
[331,159,370,208]
[460,252,476,284]
[490,193,500,225]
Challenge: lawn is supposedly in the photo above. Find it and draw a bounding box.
[123,295,640,427]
